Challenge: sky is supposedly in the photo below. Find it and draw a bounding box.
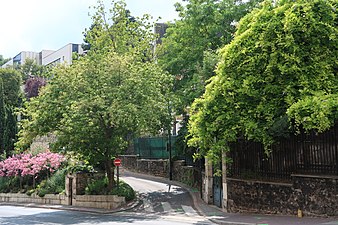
[0,0,182,58]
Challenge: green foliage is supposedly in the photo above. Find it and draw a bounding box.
[16,0,173,191]
[85,178,136,201]
[36,168,67,197]
[159,0,263,112]
[0,176,20,193]
[0,68,22,157]
[110,181,135,201]
[19,58,46,81]
[0,68,22,107]
[287,93,338,133]
[85,177,109,195]
[0,55,10,67]
[188,0,338,160]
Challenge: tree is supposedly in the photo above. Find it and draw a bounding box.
[0,55,10,67]
[188,0,338,161]
[24,77,47,99]
[0,68,22,157]
[159,0,263,112]
[19,58,45,81]
[17,0,172,191]
[0,78,5,159]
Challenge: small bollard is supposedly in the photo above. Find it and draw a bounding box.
[297,209,303,218]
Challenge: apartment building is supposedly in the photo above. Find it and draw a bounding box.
[2,43,83,68]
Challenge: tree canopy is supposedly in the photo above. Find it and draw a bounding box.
[0,68,22,158]
[0,55,10,67]
[17,0,172,190]
[158,0,263,112]
[188,0,338,161]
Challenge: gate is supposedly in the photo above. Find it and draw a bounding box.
[213,175,223,208]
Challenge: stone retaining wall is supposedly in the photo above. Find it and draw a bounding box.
[227,174,338,217]
[73,195,125,209]
[120,155,168,177]
[137,159,168,177]
[0,193,125,210]
[120,155,199,189]
[0,193,66,205]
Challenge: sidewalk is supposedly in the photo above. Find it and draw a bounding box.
[122,170,338,225]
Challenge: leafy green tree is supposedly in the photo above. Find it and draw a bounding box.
[0,68,22,157]
[17,0,172,191]
[188,0,338,162]
[19,58,45,81]
[158,0,262,160]
[159,0,263,112]
[0,78,5,158]
[0,55,10,67]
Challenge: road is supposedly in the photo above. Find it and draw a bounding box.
[0,171,214,225]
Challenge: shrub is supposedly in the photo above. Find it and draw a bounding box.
[36,168,67,196]
[0,176,21,193]
[111,181,136,201]
[85,177,108,195]
[85,177,135,201]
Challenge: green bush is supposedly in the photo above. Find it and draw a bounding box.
[111,181,136,201]
[85,177,108,195]
[0,177,20,193]
[85,177,135,201]
[36,168,67,196]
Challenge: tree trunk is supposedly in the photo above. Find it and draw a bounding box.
[105,158,114,191]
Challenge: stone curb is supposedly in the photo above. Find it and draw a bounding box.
[0,197,142,215]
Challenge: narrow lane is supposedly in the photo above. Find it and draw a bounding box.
[121,171,203,217]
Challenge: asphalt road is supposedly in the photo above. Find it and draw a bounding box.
[0,171,214,225]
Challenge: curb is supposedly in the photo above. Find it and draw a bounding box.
[0,197,142,215]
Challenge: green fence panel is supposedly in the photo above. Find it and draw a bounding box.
[134,136,177,159]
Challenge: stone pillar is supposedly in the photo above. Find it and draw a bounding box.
[203,157,213,204]
[65,174,76,205]
[222,151,228,212]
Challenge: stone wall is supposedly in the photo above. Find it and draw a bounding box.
[120,155,138,171]
[120,155,199,187]
[120,155,168,177]
[0,193,66,205]
[172,160,196,187]
[0,192,125,210]
[292,174,338,216]
[137,159,168,177]
[73,195,125,209]
[227,174,338,217]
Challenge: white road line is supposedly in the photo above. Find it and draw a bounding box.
[181,205,199,216]
[161,202,174,212]
[143,199,154,213]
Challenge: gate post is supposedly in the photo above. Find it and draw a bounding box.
[222,151,228,212]
[65,174,76,205]
[203,158,213,204]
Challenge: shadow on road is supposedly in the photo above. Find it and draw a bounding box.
[0,209,158,225]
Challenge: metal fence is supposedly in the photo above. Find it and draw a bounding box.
[134,136,177,159]
[228,124,338,181]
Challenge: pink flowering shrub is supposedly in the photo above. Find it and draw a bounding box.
[0,151,65,179]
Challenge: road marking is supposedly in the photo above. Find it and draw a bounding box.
[161,202,174,212]
[181,205,198,216]
[143,199,154,213]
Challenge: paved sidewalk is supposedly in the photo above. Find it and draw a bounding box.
[122,170,338,225]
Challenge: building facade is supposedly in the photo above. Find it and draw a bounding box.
[2,43,83,68]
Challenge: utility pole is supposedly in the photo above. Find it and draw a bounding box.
[168,101,173,180]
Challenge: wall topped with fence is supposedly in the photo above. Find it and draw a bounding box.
[134,136,177,159]
[228,124,338,181]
